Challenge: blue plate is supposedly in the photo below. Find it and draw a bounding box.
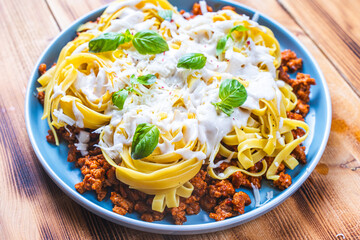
[25,0,331,235]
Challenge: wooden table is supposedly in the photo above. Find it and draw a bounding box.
[1,0,359,239]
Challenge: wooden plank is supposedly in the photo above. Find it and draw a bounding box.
[0,0,358,239]
[0,0,64,239]
[279,0,360,97]
[46,0,113,30]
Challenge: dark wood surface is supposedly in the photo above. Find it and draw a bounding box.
[1,0,359,239]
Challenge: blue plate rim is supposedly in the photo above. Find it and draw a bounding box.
[25,0,332,235]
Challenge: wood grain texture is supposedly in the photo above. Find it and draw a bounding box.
[279,0,360,97]
[0,0,359,239]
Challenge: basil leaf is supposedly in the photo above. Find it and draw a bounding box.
[131,123,160,159]
[130,74,157,85]
[230,25,249,34]
[177,53,207,70]
[119,29,133,44]
[132,30,169,55]
[89,33,122,53]
[89,31,133,53]
[216,35,229,56]
[137,74,157,85]
[216,25,248,56]
[112,89,128,110]
[158,10,173,21]
[219,79,247,107]
[212,79,247,115]
[217,103,234,116]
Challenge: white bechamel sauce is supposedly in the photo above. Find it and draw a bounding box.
[104,9,145,33]
[72,43,88,55]
[276,80,285,87]
[175,148,206,161]
[252,12,259,22]
[58,2,283,165]
[212,152,234,169]
[52,84,65,99]
[72,101,84,128]
[199,0,208,14]
[182,12,190,19]
[75,69,112,102]
[53,108,76,126]
[251,183,274,207]
[158,137,174,154]
[279,117,284,129]
[75,130,91,156]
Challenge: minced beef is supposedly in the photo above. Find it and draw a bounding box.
[209,198,233,221]
[39,63,47,75]
[281,49,302,72]
[273,172,292,190]
[209,180,235,198]
[232,192,251,214]
[192,2,213,15]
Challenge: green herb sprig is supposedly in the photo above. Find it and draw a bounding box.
[177,53,207,70]
[158,10,173,21]
[112,89,129,110]
[131,123,160,159]
[111,74,157,110]
[212,79,247,116]
[216,25,249,56]
[89,29,169,55]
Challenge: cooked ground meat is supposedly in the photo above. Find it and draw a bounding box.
[199,195,218,212]
[292,73,316,103]
[281,49,302,72]
[37,92,45,105]
[291,145,307,164]
[287,111,304,121]
[185,196,201,215]
[278,66,292,85]
[111,192,134,215]
[74,154,115,201]
[277,163,286,173]
[222,6,235,11]
[192,2,213,15]
[189,170,208,197]
[208,191,251,221]
[171,201,187,225]
[67,144,79,162]
[134,199,166,222]
[295,99,310,117]
[292,128,306,139]
[45,130,55,144]
[273,172,292,190]
[232,192,251,214]
[279,58,315,121]
[39,63,47,75]
[140,211,165,222]
[134,201,150,214]
[232,171,251,189]
[230,163,263,189]
[208,180,235,198]
[209,198,233,221]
